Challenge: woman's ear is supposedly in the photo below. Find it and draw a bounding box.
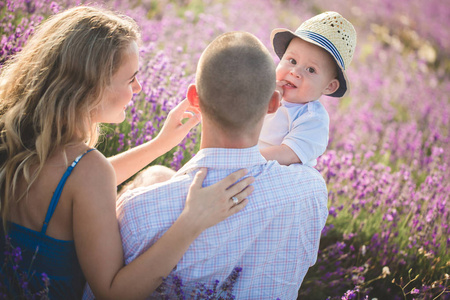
[187,84,200,108]
[323,79,340,95]
[267,90,281,114]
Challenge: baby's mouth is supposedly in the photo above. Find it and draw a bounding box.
[278,79,296,88]
[284,80,297,88]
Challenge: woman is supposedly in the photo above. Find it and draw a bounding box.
[0,6,253,299]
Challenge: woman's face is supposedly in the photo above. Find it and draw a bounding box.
[92,41,142,123]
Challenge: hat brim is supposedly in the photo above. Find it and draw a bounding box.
[271,29,349,98]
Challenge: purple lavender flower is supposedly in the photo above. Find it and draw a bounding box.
[1,236,50,297]
[41,272,50,287]
[172,275,186,300]
[218,267,242,296]
[50,2,60,14]
[341,289,358,300]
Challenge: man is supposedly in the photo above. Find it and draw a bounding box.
[118,32,328,299]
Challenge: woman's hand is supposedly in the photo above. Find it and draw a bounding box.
[110,99,200,185]
[155,99,201,151]
[182,168,254,233]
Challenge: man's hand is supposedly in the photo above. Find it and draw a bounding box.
[275,80,287,104]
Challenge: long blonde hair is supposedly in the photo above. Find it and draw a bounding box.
[0,6,140,225]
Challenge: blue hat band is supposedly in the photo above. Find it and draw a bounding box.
[296,30,345,70]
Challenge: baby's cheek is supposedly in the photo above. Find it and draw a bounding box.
[275,64,285,76]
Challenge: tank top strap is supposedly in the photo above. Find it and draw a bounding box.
[41,148,97,235]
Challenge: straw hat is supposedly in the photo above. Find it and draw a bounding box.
[271,11,356,97]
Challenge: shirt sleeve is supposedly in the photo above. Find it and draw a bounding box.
[116,183,188,265]
[116,189,147,265]
[282,106,329,166]
[305,173,329,266]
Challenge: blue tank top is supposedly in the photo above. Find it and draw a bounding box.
[0,149,96,299]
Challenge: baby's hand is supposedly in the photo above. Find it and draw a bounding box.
[276,80,287,98]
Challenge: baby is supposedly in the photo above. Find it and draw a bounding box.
[259,11,357,166]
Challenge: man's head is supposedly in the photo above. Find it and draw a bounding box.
[188,32,277,136]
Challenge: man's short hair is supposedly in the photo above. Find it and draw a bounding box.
[196,32,276,132]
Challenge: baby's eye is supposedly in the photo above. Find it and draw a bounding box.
[306,67,316,74]
[130,77,136,83]
[288,58,297,65]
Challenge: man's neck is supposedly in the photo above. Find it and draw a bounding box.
[199,120,261,150]
[199,136,257,149]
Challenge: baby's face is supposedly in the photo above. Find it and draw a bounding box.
[276,37,338,104]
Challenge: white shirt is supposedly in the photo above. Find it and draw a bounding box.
[259,99,330,166]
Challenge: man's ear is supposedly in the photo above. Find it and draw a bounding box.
[323,79,340,95]
[267,90,281,114]
[187,84,200,109]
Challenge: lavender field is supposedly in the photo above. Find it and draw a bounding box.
[2,0,449,299]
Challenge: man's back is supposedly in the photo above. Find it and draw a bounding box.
[118,146,328,299]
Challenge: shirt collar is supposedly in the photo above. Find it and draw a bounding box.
[174,145,267,177]
[281,99,318,108]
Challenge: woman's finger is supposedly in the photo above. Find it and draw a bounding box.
[189,168,207,190]
[228,198,249,215]
[175,98,190,110]
[213,169,248,190]
[168,99,190,118]
[180,113,200,130]
[225,175,254,197]
[229,185,254,206]
[188,106,201,115]
[183,168,254,231]
[182,111,195,119]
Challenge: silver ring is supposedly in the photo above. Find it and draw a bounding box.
[231,196,239,204]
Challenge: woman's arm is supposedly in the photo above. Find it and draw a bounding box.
[109,99,200,185]
[73,153,253,300]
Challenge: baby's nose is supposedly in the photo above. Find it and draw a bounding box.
[290,70,300,79]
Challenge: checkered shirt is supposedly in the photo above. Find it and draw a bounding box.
[84,146,328,299]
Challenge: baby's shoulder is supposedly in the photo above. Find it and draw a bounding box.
[306,100,328,115]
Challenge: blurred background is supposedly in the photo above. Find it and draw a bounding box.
[1,0,449,298]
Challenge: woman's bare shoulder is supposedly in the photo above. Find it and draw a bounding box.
[66,149,117,202]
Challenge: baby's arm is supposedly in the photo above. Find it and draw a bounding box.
[259,99,329,166]
[260,144,301,165]
[260,81,301,165]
